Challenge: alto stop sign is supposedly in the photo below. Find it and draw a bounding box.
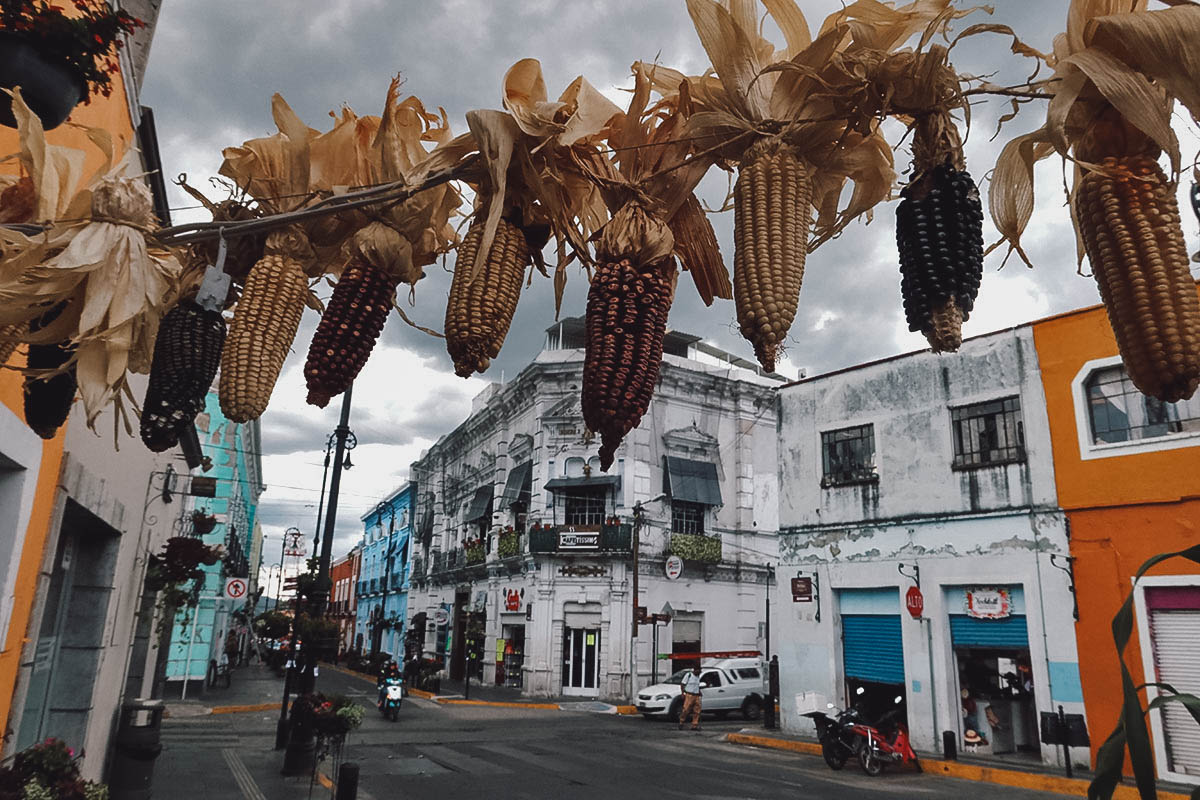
[905,585,924,618]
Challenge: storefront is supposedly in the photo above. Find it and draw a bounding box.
[497,623,525,688]
[1139,583,1200,781]
[946,586,1038,757]
[837,588,907,725]
[561,601,604,696]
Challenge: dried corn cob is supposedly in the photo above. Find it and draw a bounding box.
[141,300,227,452]
[219,252,308,422]
[733,139,812,372]
[304,261,397,407]
[896,161,984,352]
[0,321,24,365]
[1075,155,1200,402]
[444,217,530,378]
[23,307,76,440]
[582,205,677,472]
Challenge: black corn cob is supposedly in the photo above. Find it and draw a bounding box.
[581,256,675,472]
[23,306,76,440]
[140,300,227,452]
[303,261,396,408]
[896,162,984,352]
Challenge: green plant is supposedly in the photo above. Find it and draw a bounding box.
[668,532,721,564]
[253,610,291,640]
[498,531,521,559]
[463,538,485,565]
[0,1,144,102]
[0,738,108,800]
[1089,544,1200,800]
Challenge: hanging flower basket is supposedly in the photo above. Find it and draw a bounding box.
[0,33,85,130]
[192,510,217,535]
[0,1,143,130]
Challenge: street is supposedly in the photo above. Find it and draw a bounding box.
[157,666,1073,800]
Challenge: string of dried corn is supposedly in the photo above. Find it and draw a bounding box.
[444,216,530,378]
[733,138,812,373]
[141,300,227,452]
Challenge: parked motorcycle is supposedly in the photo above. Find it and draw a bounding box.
[856,699,921,775]
[378,675,403,721]
[803,702,865,770]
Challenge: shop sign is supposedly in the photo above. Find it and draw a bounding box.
[905,586,924,618]
[966,587,1011,619]
[665,555,684,580]
[434,609,449,626]
[558,527,600,550]
[505,589,521,611]
[791,577,813,603]
[559,564,606,577]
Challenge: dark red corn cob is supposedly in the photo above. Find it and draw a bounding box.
[304,261,397,408]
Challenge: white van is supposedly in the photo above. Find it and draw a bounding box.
[635,658,767,721]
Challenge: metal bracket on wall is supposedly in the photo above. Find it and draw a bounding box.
[897,562,920,590]
[1049,554,1079,621]
[796,570,821,622]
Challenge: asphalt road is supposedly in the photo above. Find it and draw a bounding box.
[158,666,1073,800]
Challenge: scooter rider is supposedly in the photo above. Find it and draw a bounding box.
[377,657,400,704]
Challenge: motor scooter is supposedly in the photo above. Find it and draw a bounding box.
[854,695,921,775]
[802,688,868,770]
[378,675,403,721]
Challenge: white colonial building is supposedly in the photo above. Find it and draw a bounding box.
[774,325,1086,769]
[408,318,783,701]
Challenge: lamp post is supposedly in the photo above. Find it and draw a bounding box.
[273,526,304,750]
[282,383,354,776]
[313,428,356,555]
[630,494,667,701]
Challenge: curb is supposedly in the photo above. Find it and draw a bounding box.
[724,733,1192,800]
[210,702,278,715]
[615,705,638,715]
[437,698,561,710]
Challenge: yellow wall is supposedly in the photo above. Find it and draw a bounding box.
[0,34,135,735]
[1031,292,1200,770]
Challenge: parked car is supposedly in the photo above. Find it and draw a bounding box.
[635,658,767,721]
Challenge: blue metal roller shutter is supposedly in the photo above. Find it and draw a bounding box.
[842,614,905,684]
[949,615,1029,648]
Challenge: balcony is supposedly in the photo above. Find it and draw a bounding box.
[528,523,633,554]
[668,532,722,564]
[497,531,522,559]
[464,540,486,566]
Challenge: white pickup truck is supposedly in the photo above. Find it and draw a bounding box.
[635,657,767,722]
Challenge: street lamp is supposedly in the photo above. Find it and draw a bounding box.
[630,494,668,701]
[313,429,356,555]
[273,525,303,751]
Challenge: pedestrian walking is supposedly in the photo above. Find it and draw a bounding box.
[679,665,702,731]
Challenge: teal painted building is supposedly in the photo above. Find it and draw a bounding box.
[355,483,414,659]
[164,390,263,691]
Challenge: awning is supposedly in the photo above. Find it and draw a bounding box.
[501,461,533,507]
[664,456,722,506]
[466,486,494,522]
[543,475,621,492]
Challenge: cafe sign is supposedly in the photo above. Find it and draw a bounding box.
[966,587,1011,619]
[558,527,600,550]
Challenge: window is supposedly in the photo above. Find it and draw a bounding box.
[735,668,762,681]
[564,488,607,526]
[820,424,877,486]
[1086,366,1200,444]
[671,500,706,535]
[699,671,722,688]
[951,397,1025,468]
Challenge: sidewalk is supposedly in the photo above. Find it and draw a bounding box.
[724,727,1195,800]
[163,662,286,718]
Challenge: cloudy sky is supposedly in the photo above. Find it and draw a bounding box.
[137,0,1200,566]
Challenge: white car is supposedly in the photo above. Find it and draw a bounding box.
[635,658,767,721]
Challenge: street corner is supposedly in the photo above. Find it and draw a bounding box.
[164,702,213,719]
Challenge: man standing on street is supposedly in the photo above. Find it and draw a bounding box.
[679,666,702,731]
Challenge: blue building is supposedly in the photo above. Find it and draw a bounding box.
[165,389,263,693]
[355,483,414,658]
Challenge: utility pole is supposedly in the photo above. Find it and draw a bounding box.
[630,502,643,701]
[282,383,353,776]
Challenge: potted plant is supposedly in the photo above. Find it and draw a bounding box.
[0,737,108,800]
[191,509,217,535]
[0,1,144,130]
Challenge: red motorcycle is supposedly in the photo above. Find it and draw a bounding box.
[854,697,921,776]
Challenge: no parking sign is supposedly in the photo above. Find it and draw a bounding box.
[224,577,248,600]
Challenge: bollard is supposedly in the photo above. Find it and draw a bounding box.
[942,730,957,761]
[336,762,359,800]
[109,700,165,800]
[765,656,780,730]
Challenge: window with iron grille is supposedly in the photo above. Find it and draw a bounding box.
[1086,366,1200,444]
[820,424,877,487]
[564,488,607,526]
[951,396,1025,468]
[671,500,706,535]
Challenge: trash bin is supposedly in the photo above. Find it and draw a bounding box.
[109,699,164,800]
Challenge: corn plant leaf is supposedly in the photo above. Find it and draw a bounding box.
[1088,722,1127,800]
[464,109,520,282]
[685,0,768,120]
[987,127,1054,267]
[760,0,812,59]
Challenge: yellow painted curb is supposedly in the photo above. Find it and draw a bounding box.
[725,733,1192,800]
[210,702,279,715]
[408,687,434,699]
[436,698,561,710]
[616,705,639,715]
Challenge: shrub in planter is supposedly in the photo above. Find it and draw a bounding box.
[254,610,291,640]
[668,532,721,564]
[0,1,143,129]
[463,538,485,565]
[498,531,521,559]
[191,510,217,535]
[0,737,108,800]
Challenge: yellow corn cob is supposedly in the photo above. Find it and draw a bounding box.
[1074,155,1200,402]
[444,217,530,378]
[733,139,813,372]
[219,253,308,422]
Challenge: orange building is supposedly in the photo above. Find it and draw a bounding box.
[1032,287,1200,786]
[1,2,173,778]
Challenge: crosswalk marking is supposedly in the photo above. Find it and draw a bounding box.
[221,748,267,800]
